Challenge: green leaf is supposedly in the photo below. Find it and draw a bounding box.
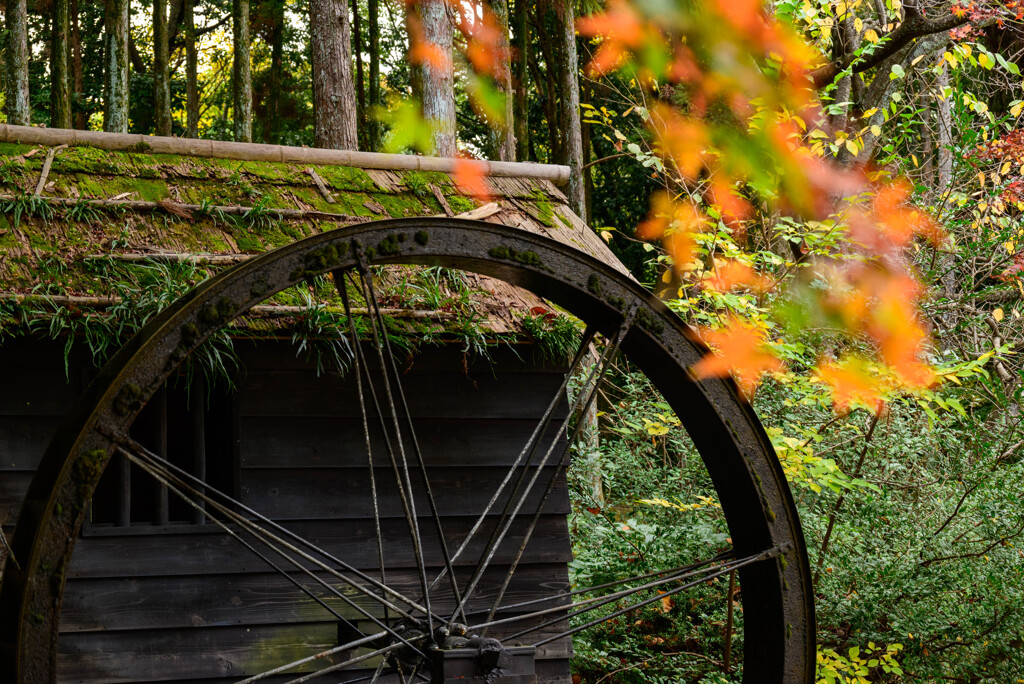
[889,64,905,79]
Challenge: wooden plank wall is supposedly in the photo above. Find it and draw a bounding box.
[0,339,575,683]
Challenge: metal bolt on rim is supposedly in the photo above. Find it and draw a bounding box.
[0,217,815,682]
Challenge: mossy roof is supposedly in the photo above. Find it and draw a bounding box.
[0,137,626,338]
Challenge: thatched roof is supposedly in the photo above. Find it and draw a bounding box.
[0,126,626,341]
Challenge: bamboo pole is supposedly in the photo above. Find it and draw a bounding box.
[0,125,571,185]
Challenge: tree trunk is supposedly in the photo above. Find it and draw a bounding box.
[582,72,592,223]
[232,0,253,142]
[264,0,284,143]
[485,0,514,161]
[153,0,172,135]
[353,0,366,150]
[532,7,559,163]
[103,0,130,132]
[51,0,72,128]
[418,0,455,157]
[310,0,358,149]
[4,0,31,125]
[512,0,529,161]
[71,0,85,129]
[551,0,583,216]
[185,0,198,137]
[368,0,380,151]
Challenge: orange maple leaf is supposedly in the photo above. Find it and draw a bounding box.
[692,317,784,397]
[815,358,885,413]
[636,193,702,269]
[453,157,492,201]
[578,1,647,76]
[703,260,770,293]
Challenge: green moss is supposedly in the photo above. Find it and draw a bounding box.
[528,190,556,227]
[635,306,665,335]
[447,195,476,214]
[132,178,170,202]
[374,192,428,218]
[52,146,126,175]
[415,230,430,246]
[587,273,602,296]
[0,142,35,156]
[376,232,407,256]
[316,165,378,192]
[400,170,451,196]
[488,245,545,268]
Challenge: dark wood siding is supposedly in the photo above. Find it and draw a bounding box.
[0,339,573,683]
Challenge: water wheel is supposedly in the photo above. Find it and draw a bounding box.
[0,217,815,682]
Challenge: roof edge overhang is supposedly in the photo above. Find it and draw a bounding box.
[0,125,571,186]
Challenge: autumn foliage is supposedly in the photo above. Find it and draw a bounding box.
[579,0,944,408]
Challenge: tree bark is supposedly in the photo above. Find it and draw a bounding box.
[51,0,72,129]
[532,7,560,163]
[512,0,529,161]
[551,0,584,216]
[103,0,130,132]
[232,0,253,142]
[264,0,284,143]
[419,0,455,157]
[153,0,172,135]
[71,0,85,129]
[353,0,366,150]
[310,0,358,149]
[485,0,515,161]
[368,0,380,151]
[4,0,31,125]
[185,0,198,137]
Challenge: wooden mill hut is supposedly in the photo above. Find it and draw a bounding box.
[0,126,631,683]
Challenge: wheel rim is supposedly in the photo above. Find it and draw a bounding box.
[0,217,815,682]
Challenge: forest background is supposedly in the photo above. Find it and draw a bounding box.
[3,0,1024,681]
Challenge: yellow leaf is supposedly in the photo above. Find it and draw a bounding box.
[861,108,878,118]
[911,154,919,167]
[979,53,995,69]
[994,308,1004,322]
[662,269,673,283]
[944,51,959,68]
[864,28,879,42]
[855,17,863,32]
[1013,101,1024,117]
[1006,240,1016,253]
[979,171,987,188]
[870,125,881,137]
[846,139,859,155]
[1002,161,1013,175]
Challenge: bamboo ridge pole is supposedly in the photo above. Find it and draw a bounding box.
[0,125,572,185]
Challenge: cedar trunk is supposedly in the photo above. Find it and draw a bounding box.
[310,0,358,150]
[485,0,515,161]
[103,0,130,132]
[512,0,529,161]
[354,0,365,149]
[551,0,583,216]
[265,0,284,143]
[368,0,380,151]
[185,0,198,137]
[153,0,172,135]
[4,0,31,125]
[419,0,455,157]
[232,0,253,142]
[51,0,72,129]
[72,0,85,129]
